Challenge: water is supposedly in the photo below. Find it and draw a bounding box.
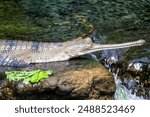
[113,69,144,100]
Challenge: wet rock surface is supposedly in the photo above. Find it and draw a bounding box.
[100,48,150,99]
[121,59,150,99]
[0,59,115,100]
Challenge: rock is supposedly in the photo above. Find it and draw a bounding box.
[112,59,150,99]
[0,72,6,80]
[0,59,116,99]
[0,80,15,100]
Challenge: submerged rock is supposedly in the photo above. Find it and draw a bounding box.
[0,59,115,100]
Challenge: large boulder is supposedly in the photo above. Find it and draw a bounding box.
[0,59,116,100]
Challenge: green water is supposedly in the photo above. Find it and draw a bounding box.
[0,0,41,40]
[0,0,149,57]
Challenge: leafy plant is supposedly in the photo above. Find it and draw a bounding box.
[6,69,53,84]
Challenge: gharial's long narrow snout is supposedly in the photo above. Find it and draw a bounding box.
[78,39,145,56]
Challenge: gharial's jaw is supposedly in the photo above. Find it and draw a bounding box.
[77,39,145,56]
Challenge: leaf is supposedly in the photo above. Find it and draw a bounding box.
[5,69,53,84]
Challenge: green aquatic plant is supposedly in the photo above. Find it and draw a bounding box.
[6,69,53,84]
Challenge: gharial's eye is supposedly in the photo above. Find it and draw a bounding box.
[85,42,92,48]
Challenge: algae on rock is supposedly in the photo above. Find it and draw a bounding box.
[0,0,41,40]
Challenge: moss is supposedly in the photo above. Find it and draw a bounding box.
[0,0,41,40]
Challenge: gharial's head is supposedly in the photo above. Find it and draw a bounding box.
[64,37,93,51]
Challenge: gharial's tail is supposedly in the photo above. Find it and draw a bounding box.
[78,39,145,56]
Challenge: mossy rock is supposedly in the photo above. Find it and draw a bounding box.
[0,59,115,100]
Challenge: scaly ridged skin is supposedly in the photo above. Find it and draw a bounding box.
[0,37,145,67]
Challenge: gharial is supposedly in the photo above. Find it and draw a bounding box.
[0,37,145,67]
